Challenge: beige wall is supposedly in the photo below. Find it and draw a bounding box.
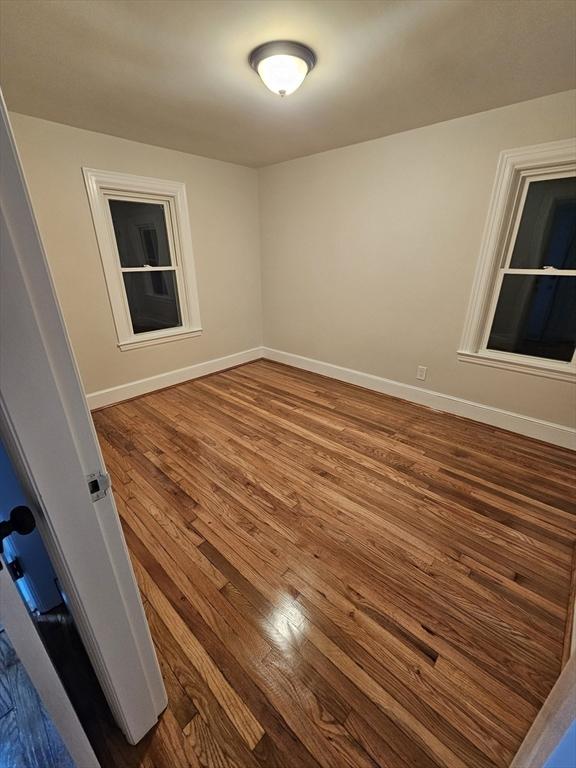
[10,113,262,395]
[259,90,576,428]
[10,93,576,427]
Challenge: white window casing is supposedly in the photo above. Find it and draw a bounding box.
[459,139,576,382]
[83,168,201,351]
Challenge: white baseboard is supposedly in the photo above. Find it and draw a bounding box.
[86,344,575,449]
[86,347,264,410]
[263,347,576,450]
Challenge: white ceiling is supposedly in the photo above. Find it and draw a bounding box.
[1,0,574,167]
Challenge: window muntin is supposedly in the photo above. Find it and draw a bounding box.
[83,169,201,350]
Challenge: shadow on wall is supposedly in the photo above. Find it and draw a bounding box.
[0,439,62,613]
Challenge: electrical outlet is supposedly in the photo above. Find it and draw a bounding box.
[416,365,427,381]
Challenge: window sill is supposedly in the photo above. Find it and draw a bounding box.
[457,350,575,382]
[118,327,202,351]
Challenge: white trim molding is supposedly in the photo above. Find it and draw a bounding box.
[263,348,576,450]
[87,347,264,409]
[459,138,576,382]
[88,344,575,448]
[457,349,575,382]
[117,327,202,352]
[83,168,202,351]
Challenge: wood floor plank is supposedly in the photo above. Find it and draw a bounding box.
[0,709,25,768]
[128,542,265,751]
[143,601,263,768]
[92,359,576,768]
[148,376,564,624]
[121,495,271,666]
[186,375,571,600]
[0,630,13,721]
[0,630,74,768]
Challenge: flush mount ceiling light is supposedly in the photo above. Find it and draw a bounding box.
[249,40,316,97]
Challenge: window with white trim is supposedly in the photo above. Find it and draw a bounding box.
[83,169,201,351]
[459,140,576,381]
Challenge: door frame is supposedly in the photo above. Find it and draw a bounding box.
[0,92,166,744]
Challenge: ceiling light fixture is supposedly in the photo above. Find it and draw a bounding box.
[249,40,316,97]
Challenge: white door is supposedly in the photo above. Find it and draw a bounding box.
[0,90,167,747]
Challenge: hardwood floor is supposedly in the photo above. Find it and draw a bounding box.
[93,359,576,768]
[0,627,74,768]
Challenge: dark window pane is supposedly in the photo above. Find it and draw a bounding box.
[488,275,576,361]
[122,271,181,334]
[510,177,576,270]
[109,200,172,267]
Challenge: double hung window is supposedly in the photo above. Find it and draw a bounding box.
[84,169,201,350]
[459,140,575,380]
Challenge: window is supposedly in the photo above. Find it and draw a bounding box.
[83,169,201,350]
[459,140,576,381]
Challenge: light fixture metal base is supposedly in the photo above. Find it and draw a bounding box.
[248,40,317,73]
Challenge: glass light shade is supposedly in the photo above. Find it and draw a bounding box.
[257,54,309,96]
